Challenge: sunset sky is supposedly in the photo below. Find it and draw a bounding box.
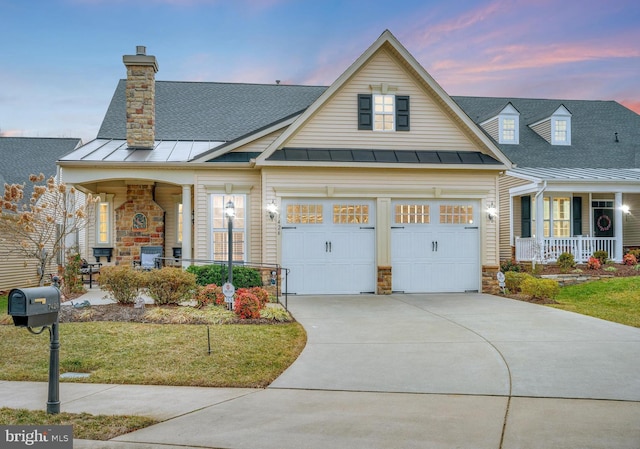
[1,0,639,143]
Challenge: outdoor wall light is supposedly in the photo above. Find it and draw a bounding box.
[621,204,630,214]
[266,200,279,221]
[487,202,498,222]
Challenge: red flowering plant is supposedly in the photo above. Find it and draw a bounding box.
[587,256,601,270]
[248,286,270,307]
[623,253,638,266]
[195,284,225,308]
[233,288,263,319]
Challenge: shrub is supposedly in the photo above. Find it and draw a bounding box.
[504,271,534,293]
[628,249,640,259]
[62,250,84,296]
[520,277,560,300]
[623,253,638,266]
[500,259,523,273]
[592,250,608,265]
[587,256,601,270]
[248,287,270,307]
[146,267,197,305]
[186,264,262,288]
[556,252,575,272]
[99,265,146,304]
[195,284,225,308]
[260,306,292,322]
[233,288,263,319]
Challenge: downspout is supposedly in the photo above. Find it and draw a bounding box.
[532,181,547,268]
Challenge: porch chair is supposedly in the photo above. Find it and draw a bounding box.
[133,246,163,270]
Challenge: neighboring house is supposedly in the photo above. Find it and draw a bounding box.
[0,137,82,291]
[453,97,640,264]
[57,30,639,295]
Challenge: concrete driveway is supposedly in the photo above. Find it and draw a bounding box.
[107,293,640,449]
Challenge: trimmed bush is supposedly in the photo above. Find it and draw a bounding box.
[233,288,262,319]
[260,306,292,322]
[520,277,560,300]
[623,253,638,266]
[500,259,523,272]
[628,249,640,259]
[146,267,197,305]
[556,252,575,272]
[592,250,608,265]
[99,265,146,304]
[587,256,601,270]
[504,271,534,293]
[195,284,225,308]
[186,264,262,288]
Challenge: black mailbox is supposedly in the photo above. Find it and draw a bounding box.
[8,287,61,327]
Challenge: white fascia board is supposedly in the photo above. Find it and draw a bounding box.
[257,159,505,171]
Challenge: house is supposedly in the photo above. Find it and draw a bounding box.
[0,136,82,291]
[452,97,640,264]
[58,31,513,295]
[57,30,639,295]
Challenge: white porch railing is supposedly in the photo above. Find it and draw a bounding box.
[515,236,617,264]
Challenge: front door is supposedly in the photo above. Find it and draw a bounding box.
[593,207,614,238]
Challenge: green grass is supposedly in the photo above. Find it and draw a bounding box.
[550,277,640,327]
[0,407,158,441]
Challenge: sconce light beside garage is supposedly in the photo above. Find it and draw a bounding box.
[487,202,498,222]
[266,200,279,221]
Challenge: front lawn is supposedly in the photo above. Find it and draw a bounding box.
[549,276,640,327]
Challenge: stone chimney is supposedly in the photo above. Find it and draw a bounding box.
[123,46,158,149]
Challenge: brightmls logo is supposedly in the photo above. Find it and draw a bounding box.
[1,425,72,448]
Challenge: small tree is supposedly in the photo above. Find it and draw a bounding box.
[0,174,97,286]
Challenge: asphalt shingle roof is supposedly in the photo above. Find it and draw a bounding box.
[97,80,329,142]
[452,96,640,169]
[0,137,81,185]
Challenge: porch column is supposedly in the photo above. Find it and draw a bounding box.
[614,192,623,262]
[181,185,193,268]
[534,192,545,260]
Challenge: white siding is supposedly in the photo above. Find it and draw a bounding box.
[530,120,551,143]
[287,49,477,151]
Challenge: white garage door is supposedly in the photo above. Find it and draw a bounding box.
[282,200,376,294]
[391,201,480,293]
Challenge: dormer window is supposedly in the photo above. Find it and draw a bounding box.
[530,105,572,146]
[551,106,571,145]
[479,103,519,144]
[358,89,410,132]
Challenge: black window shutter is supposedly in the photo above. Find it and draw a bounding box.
[521,196,531,238]
[396,95,410,131]
[358,94,372,130]
[572,197,582,235]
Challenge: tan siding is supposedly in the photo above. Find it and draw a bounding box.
[498,175,529,261]
[0,254,52,291]
[531,120,551,143]
[623,193,640,247]
[482,118,499,142]
[194,170,262,263]
[287,49,477,151]
[155,185,182,258]
[235,129,284,153]
[264,167,499,266]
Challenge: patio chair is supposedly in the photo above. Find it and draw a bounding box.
[133,246,163,270]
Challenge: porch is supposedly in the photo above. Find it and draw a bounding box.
[515,236,617,264]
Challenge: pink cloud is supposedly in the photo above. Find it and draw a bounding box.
[0,129,24,137]
[620,100,640,114]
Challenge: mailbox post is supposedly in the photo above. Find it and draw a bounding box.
[7,286,61,414]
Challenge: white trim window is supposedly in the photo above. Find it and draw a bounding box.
[533,196,571,237]
[176,203,183,244]
[498,104,520,144]
[551,105,572,145]
[96,194,112,245]
[211,195,245,262]
[373,94,395,131]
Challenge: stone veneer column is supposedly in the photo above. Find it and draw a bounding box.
[123,46,158,149]
[377,266,392,295]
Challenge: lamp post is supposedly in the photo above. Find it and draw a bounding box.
[224,200,235,287]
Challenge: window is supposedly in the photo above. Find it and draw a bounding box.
[532,196,571,237]
[496,104,519,144]
[551,106,571,145]
[357,94,410,131]
[211,195,245,262]
[395,204,430,224]
[333,204,369,224]
[440,204,474,224]
[96,196,111,244]
[286,204,323,224]
[502,118,516,142]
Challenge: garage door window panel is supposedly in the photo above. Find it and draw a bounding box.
[333,204,369,224]
[286,204,323,224]
[440,205,474,224]
[395,204,430,224]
